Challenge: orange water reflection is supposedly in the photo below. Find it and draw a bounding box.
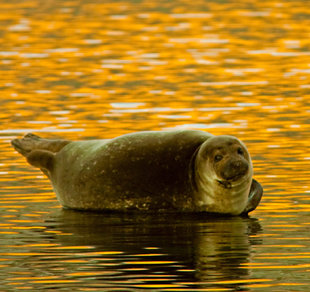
[1,0,310,291]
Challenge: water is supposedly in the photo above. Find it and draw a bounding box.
[1,0,310,290]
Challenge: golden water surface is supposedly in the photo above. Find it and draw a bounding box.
[0,0,310,291]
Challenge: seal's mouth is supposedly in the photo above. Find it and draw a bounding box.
[217,173,245,189]
[217,179,232,189]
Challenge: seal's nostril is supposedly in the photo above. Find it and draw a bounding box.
[221,159,249,180]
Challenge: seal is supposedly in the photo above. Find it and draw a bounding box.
[11,130,263,215]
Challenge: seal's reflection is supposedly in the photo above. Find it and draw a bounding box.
[49,210,262,289]
[194,216,262,282]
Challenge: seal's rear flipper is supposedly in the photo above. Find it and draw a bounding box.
[26,150,55,171]
[241,179,263,215]
[11,133,70,157]
[11,133,43,157]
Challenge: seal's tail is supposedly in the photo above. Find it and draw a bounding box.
[11,133,71,170]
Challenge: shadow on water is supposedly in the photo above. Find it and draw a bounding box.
[40,210,263,290]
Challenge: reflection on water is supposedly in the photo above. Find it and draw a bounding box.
[1,0,310,290]
[1,210,264,291]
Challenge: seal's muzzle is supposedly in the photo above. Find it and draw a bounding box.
[220,159,249,181]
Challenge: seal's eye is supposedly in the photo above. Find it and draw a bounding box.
[237,147,244,155]
[214,154,223,162]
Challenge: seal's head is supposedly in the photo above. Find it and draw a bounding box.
[194,135,253,215]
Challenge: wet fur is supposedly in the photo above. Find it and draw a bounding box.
[11,131,262,215]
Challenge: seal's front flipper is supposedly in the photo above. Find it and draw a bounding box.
[26,150,55,171]
[241,179,263,215]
